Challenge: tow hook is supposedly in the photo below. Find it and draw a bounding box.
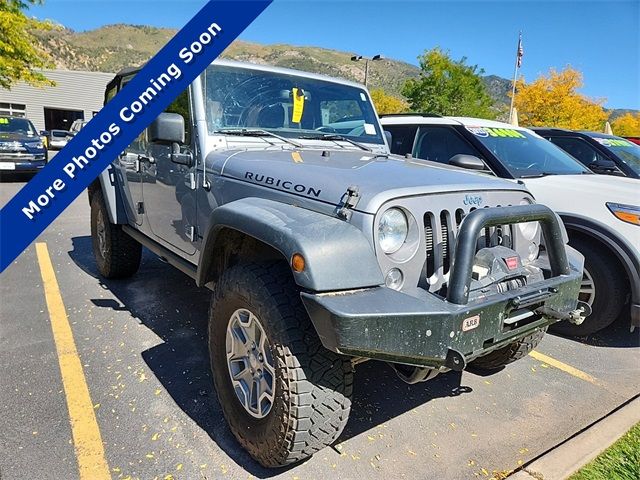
[568,301,592,325]
[535,301,592,325]
[444,349,466,372]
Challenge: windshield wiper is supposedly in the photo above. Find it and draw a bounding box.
[518,172,556,178]
[299,133,372,152]
[213,128,303,148]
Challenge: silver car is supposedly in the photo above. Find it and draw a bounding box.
[89,60,586,467]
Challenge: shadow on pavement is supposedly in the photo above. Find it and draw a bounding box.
[549,314,640,349]
[0,172,36,183]
[67,235,499,477]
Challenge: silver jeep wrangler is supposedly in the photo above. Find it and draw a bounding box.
[89,60,586,467]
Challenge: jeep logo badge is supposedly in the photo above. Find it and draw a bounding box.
[463,194,483,207]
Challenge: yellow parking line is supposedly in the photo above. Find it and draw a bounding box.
[529,350,599,385]
[35,243,111,480]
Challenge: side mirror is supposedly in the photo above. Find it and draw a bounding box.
[590,159,618,173]
[384,129,393,146]
[449,154,486,170]
[149,112,185,144]
[40,130,48,136]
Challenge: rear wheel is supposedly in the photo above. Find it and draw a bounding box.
[90,190,141,278]
[471,329,546,371]
[551,238,626,336]
[209,262,353,467]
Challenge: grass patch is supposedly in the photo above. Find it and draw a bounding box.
[569,422,640,480]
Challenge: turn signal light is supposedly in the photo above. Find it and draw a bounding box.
[291,253,305,272]
[606,203,640,226]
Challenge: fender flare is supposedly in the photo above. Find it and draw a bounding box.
[561,213,640,303]
[196,197,384,292]
[89,165,128,224]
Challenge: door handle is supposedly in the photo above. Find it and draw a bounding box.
[138,155,156,164]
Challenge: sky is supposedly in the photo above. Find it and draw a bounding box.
[30,0,640,109]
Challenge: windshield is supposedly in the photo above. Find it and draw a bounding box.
[466,126,589,177]
[590,136,640,175]
[0,117,36,136]
[201,64,384,145]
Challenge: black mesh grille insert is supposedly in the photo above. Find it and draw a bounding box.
[423,208,514,289]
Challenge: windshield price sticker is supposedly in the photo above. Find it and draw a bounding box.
[466,126,526,139]
[593,137,633,148]
[0,118,8,124]
[292,87,305,123]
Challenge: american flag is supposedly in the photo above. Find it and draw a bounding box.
[516,33,524,68]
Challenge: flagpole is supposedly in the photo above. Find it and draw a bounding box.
[509,32,522,124]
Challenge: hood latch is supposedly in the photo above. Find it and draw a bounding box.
[336,185,360,221]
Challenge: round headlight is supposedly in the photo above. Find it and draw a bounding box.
[519,221,539,241]
[518,200,540,241]
[378,208,408,254]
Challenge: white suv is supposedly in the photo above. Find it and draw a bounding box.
[381,114,640,335]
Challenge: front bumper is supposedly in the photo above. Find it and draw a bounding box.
[301,204,583,369]
[0,153,47,172]
[302,273,581,369]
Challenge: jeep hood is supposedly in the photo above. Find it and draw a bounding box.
[522,175,640,216]
[211,148,528,214]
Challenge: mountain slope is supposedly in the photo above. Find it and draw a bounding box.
[31,24,635,118]
[32,24,420,97]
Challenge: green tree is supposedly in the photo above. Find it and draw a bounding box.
[402,48,495,119]
[0,0,57,89]
[370,88,407,115]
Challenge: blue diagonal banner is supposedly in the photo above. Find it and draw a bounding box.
[0,0,272,272]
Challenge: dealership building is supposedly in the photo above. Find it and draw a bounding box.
[0,70,114,132]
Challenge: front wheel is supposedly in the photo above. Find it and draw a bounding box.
[551,238,627,336]
[471,329,546,371]
[90,190,141,278]
[209,262,353,468]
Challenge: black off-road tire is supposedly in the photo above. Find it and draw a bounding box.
[209,262,353,468]
[471,329,546,371]
[90,190,141,278]
[551,238,627,336]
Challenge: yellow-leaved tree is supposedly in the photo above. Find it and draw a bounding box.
[611,113,640,136]
[370,89,407,115]
[0,0,56,89]
[514,67,607,130]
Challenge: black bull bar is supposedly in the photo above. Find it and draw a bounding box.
[446,204,571,305]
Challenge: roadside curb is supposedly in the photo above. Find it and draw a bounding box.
[508,395,640,480]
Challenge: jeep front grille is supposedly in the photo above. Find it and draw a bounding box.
[423,206,513,292]
[374,191,534,297]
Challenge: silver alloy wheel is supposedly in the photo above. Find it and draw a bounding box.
[579,268,596,307]
[96,208,107,258]
[225,308,276,418]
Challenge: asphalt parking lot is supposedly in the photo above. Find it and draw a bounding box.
[1,177,639,480]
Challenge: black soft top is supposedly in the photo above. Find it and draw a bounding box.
[104,66,142,104]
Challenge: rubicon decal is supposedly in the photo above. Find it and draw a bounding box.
[244,171,322,198]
